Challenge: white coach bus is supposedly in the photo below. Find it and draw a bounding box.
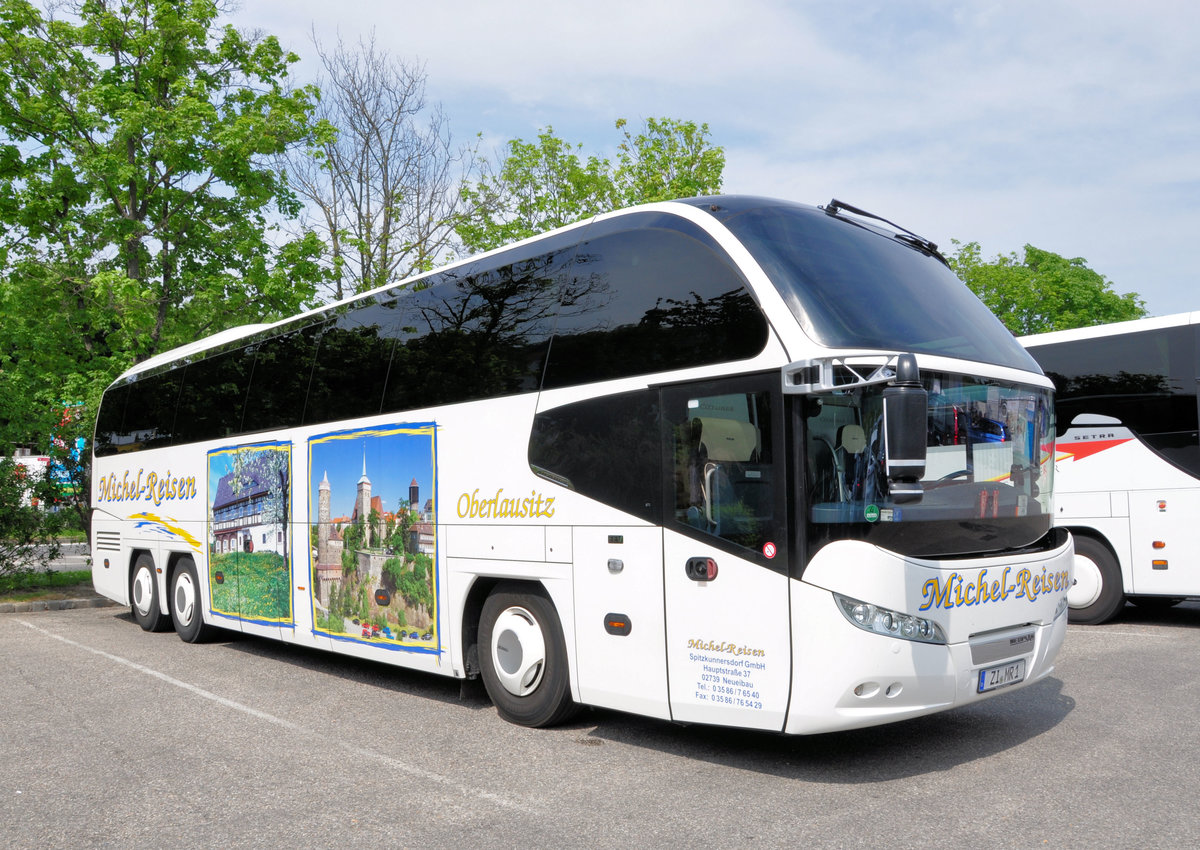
[1022,312,1200,624]
[91,196,1070,734]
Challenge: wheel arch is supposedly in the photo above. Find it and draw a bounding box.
[127,548,199,616]
[1060,520,1133,594]
[1063,526,1126,589]
[474,578,579,726]
[460,577,552,678]
[164,550,198,584]
[1065,527,1126,624]
[168,551,215,642]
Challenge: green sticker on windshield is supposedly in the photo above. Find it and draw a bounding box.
[864,505,880,523]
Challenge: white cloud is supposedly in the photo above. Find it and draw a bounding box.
[233,0,1200,316]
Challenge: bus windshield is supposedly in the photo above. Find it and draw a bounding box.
[703,198,1041,373]
[805,371,1055,559]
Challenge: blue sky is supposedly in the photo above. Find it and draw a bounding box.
[234,0,1200,318]
[308,426,436,519]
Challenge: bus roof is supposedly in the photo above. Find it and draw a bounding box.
[1019,311,1200,347]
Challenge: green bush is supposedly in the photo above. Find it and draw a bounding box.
[0,457,63,578]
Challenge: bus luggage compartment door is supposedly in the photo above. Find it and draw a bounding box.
[571,526,670,719]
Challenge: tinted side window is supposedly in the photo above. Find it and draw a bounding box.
[93,383,129,457]
[384,249,567,411]
[174,348,254,444]
[1030,325,1199,475]
[120,369,185,451]
[242,321,323,434]
[305,296,407,425]
[528,389,660,522]
[542,214,769,388]
[93,372,182,456]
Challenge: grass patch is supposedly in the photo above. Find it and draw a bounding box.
[209,551,291,621]
[0,569,94,602]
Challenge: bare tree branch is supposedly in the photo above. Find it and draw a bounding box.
[283,30,477,302]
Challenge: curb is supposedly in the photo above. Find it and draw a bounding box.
[0,596,118,614]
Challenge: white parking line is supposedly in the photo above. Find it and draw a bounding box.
[16,618,533,815]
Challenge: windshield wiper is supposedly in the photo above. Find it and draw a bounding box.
[822,198,947,265]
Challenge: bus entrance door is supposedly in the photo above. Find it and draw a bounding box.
[660,378,792,731]
[662,532,791,731]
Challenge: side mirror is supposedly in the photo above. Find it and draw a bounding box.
[882,353,927,503]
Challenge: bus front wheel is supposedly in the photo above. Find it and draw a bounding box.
[1068,536,1124,625]
[478,585,576,727]
[170,558,213,643]
[130,553,171,632]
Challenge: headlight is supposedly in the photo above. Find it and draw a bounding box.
[834,593,947,644]
[1054,594,1069,620]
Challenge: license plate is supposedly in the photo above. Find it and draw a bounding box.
[977,658,1026,693]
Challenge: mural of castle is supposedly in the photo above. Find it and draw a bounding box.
[313,470,345,608]
[309,425,438,648]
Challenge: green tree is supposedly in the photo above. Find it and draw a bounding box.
[230,446,289,561]
[341,521,362,573]
[381,555,404,589]
[457,118,723,253]
[0,456,62,576]
[457,127,616,253]
[947,241,1146,335]
[366,506,381,549]
[396,557,431,611]
[0,0,329,456]
[44,405,90,536]
[613,117,725,206]
[388,498,414,556]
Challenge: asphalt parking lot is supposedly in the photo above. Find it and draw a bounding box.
[2,601,1197,848]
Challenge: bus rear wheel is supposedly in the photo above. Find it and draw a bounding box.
[478,585,576,727]
[130,554,171,632]
[170,557,213,643]
[1068,536,1124,625]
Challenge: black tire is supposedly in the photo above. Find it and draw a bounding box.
[169,557,214,643]
[130,553,171,632]
[478,584,577,727]
[1068,536,1124,625]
